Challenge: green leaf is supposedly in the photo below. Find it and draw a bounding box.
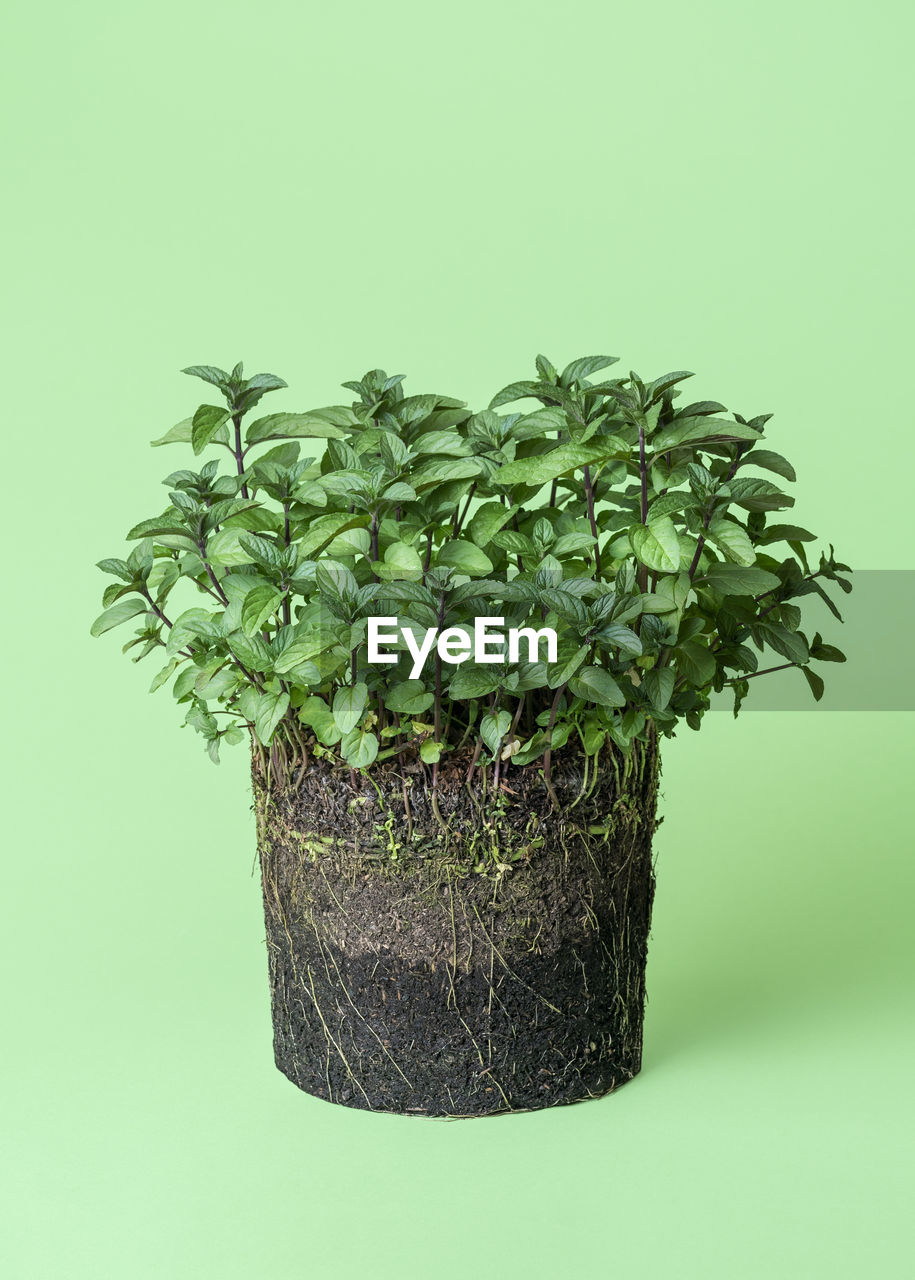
[253,690,290,744]
[675,641,716,686]
[649,493,697,521]
[480,710,512,756]
[595,622,642,656]
[126,516,193,541]
[509,731,549,766]
[244,372,287,393]
[411,430,471,457]
[652,416,763,451]
[646,370,695,402]
[541,588,589,627]
[757,622,809,665]
[410,459,483,492]
[488,380,541,409]
[305,404,362,428]
[191,404,231,455]
[552,532,596,557]
[182,364,229,392]
[298,696,341,744]
[643,667,675,710]
[207,528,257,567]
[193,665,237,699]
[568,665,626,708]
[491,530,535,557]
[239,533,283,572]
[469,501,518,547]
[629,516,680,574]
[325,526,371,558]
[241,585,283,636]
[341,726,378,769]
[496,442,622,488]
[706,516,756,566]
[151,417,194,447]
[561,355,618,384]
[512,406,566,437]
[700,564,781,596]
[149,658,179,692]
[315,559,357,600]
[96,557,132,581]
[580,717,607,756]
[381,481,417,504]
[547,642,590,688]
[165,607,222,656]
[186,699,218,738]
[245,412,346,445]
[379,542,423,581]
[800,665,825,701]
[333,682,368,734]
[419,738,443,764]
[740,449,796,483]
[436,540,493,575]
[448,666,502,699]
[298,513,370,558]
[173,666,199,700]
[226,632,274,674]
[90,597,148,636]
[273,629,336,672]
[755,524,816,545]
[810,632,846,663]
[639,592,678,613]
[385,680,434,716]
[723,477,794,512]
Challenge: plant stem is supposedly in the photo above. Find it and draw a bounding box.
[232,414,249,499]
[724,662,797,683]
[510,696,526,735]
[637,423,648,592]
[433,589,446,744]
[582,465,602,578]
[224,645,264,690]
[638,425,649,523]
[464,737,483,784]
[204,560,230,605]
[280,505,292,626]
[687,515,711,580]
[140,587,173,630]
[542,682,567,811]
[548,428,564,508]
[453,484,476,538]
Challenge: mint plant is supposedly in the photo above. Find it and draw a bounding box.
[91,355,853,1116]
[92,356,850,802]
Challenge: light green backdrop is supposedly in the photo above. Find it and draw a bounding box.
[2,2,912,1277]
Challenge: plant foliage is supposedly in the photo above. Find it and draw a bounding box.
[92,357,850,795]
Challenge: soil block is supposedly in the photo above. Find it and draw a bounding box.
[253,735,660,1117]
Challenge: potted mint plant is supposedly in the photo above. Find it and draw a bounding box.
[92,356,850,1115]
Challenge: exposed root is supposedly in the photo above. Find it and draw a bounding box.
[254,737,661,1116]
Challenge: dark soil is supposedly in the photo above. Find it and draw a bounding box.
[253,736,661,1117]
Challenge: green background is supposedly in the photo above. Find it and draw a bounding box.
[3,2,912,1276]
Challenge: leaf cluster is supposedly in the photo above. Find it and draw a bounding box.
[92,356,850,776]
